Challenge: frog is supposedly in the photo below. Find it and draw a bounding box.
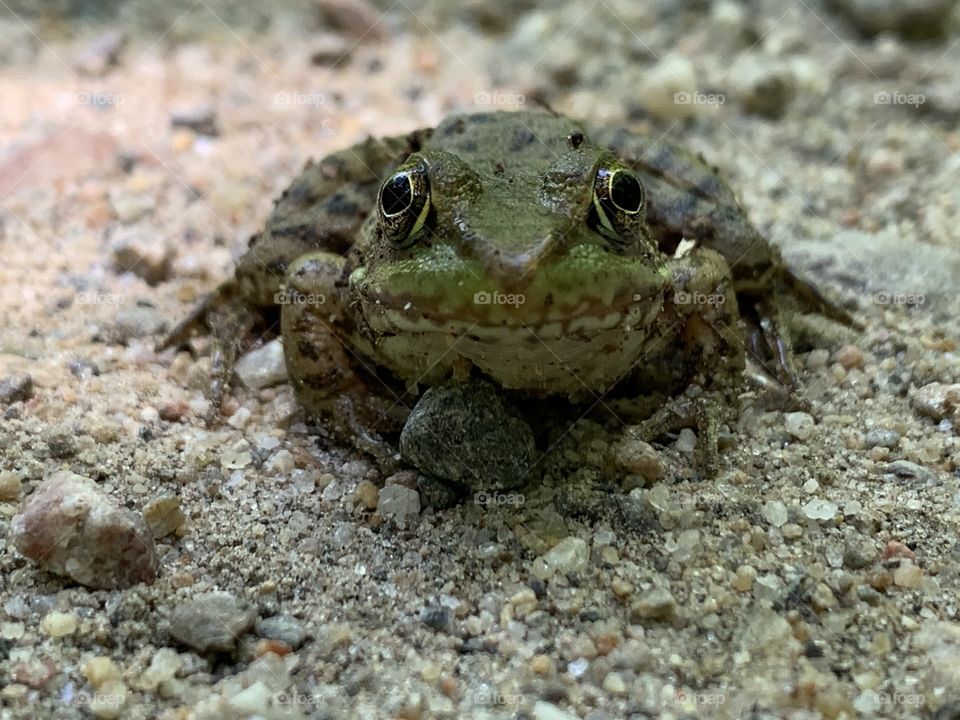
[161,110,855,492]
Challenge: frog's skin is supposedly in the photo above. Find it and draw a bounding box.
[163,111,852,485]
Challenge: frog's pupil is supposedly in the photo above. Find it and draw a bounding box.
[610,171,642,213]
[381,174,413,216]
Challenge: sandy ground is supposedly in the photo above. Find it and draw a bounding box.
[2,1,960,719]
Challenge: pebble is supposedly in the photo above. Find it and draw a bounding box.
[109,191,154,224]
[0,373,33,404]
[911,382,960,422]
[827,0,957,39]
[729,53,797,119]
[630,587,677,623]
[602,671,627,695]
[803,498,838,521]
[309,32,352,66]
[893,560,924,588]
[782,523,803,540]
[142,494,185,539]
[11,470,159,589]
[83,657,121,688]
[317,0,388,40]
[112,305,169,341]
[377,484,421,527]
[732,565,757,592]
[675,428,698,454]
[73,30,126,76]
[168,591,256,653]
[354,480,379,510]
[886,460,938,484]
[136,648,182,691]
[419,605,456,635]
[835,344,865,370]
[41,610,78,637]
[864,428,900,449]
[0,470,23,501]
[255,615,306,649]
[234,339,288,390]
[265,448,296,473]
[110,232,174,285]
[811,583,838,611]
[170,104,219,136]
[784,412,815,440]
[761,500,789,527]
[611,433,664,482]
[534,537,589,578]
[399,379,537,492]
[532,702,579,720]
[640,54,698,120]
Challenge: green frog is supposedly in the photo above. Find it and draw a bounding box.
[162,111,853,492]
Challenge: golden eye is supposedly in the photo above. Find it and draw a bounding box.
[590,165,647,252]
[378,159,430,248]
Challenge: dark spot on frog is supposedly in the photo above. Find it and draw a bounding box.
[442,118,467,136]
[297,340,322,362]
[458,140,478,152]
[568,131,585,150]
[324,192,360,217]
[493,161,505,175]
[509,128,536,152]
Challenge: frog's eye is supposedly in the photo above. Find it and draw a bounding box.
[590,165,646,251]
[378,161,431,249]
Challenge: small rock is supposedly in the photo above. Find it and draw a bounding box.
[729,53,797,119]
[255,615,306,649]
[843,539,877,569]
[400,379,536,492]
[784,411,815,440]
[309,32,352,66]
[109,191,154,224]
[11,470,159,589]
[317,0,388,40]
[537,536,589,577]
[864,428,900,449]
[111,305,168,343]
[168,591,255,653]
[811,582,838,611]
[893,560,923,588]
[110,232,174,285]
[265,449,296,473]
[419,605,456,635]
[640,54,698,120]
[377,484,421,527]
[761,500,788,527]
[532,701,579,720]
[675,428,698,454]
[0,373,33,404]
[136,648,182,692]
[827,0,957,39]
[83,657,122,688]
[0,471,23,501]
[354,480,379,510]
[886,460,938,484]
[912,382,960,422]
[602,671,627,695]
[170,105,219,137]
[41,611,78,637]
[630,587,677,623]
[782,523,803,540]
[835,344,865,370]
[73,30,126,76]
[732,565,757,592]
[234,339,288,390]
[142,494,185,539]
[612,433,664,482]
[802,498,838,521]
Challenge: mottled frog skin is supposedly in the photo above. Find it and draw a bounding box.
[163,111,853,483]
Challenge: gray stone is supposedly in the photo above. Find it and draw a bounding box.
[255,614,306,649]
[169,592,256,653]
[234,339,288,390]
[0,373,33,404]
[399,379,537,492]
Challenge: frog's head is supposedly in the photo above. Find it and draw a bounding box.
[353,112,670,333]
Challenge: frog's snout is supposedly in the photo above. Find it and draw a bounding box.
[473,234,559,289]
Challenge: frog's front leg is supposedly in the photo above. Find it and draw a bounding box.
[280,252,405,470]
[635,248,744,477]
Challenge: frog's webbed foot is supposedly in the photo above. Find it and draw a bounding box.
[632,388,724,479]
